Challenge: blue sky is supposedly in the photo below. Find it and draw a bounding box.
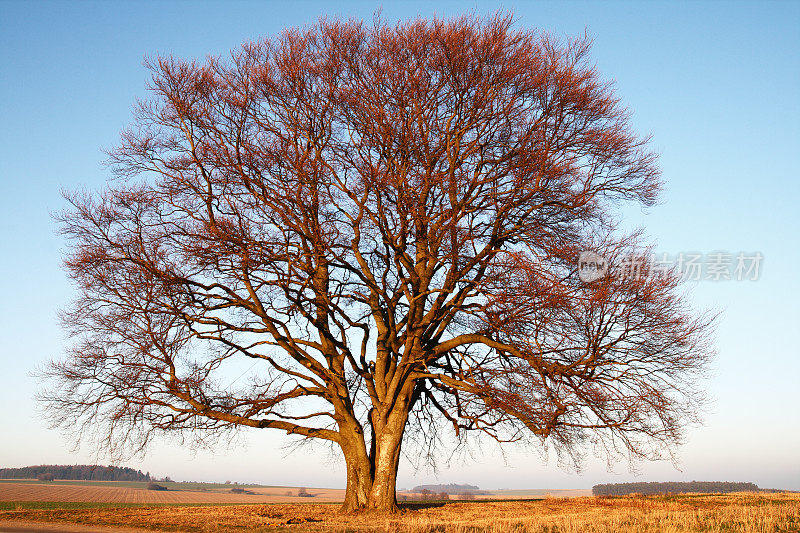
[1,1,798,490]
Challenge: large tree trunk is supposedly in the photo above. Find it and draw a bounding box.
[338,423,406,512]
[340,437,373,511]
[365,426,404,511]
[338,402,412,513]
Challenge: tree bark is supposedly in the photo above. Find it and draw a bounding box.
[341,448,372,511]
[339,430,404,513]
[366,426,404,512]
[338,394,413,513]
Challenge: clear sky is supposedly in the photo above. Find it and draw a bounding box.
[1,1,798,490]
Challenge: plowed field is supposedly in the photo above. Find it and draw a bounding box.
[0,482,344,504]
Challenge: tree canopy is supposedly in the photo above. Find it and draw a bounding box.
[41,14,713,512]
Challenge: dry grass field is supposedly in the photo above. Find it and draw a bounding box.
[0,491,798,532]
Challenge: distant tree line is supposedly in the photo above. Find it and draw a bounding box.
[593,481,760,496]
[0,465,151,482]
[411,483,488,495]
[399,489,450,501]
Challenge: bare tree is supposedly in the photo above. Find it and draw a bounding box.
[41,14,713,512]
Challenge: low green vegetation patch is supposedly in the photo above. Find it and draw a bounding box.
[158,481,270,491]
[0,479,272,490]
[0,501,268,511]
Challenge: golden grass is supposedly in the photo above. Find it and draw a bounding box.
[0,492,798,532]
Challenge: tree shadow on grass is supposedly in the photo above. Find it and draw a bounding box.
[398,501,450,510]
[399,497,546,511]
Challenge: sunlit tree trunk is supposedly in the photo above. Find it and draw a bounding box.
[365,423,406,512]
[338,383,415,512]
[339,435,403,512]
[340,440,372,512]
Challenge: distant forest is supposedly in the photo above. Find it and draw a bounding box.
[411,483,488,495]
[0,465,151,482]
[593,481,760,496]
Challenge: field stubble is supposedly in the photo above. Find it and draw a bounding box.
[0,492,798,532]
